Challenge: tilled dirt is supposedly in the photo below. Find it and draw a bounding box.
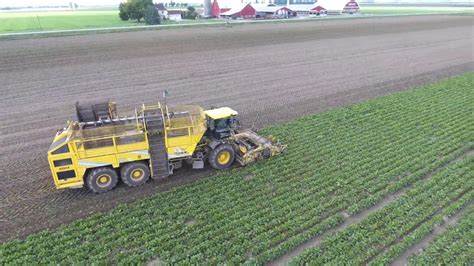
[0,15,472,243]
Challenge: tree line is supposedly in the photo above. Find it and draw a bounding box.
[119,0,199,25]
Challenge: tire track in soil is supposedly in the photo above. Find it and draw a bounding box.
[0,15,472,243]
[267,149,473,266]
[0,15,468,73]
[0,33,470,125]
[0,34,459,102]
[390,203,472,266]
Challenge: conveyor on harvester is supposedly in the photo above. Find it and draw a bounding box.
[144,108,170,179]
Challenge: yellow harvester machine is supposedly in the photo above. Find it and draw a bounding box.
[47,100,286,193]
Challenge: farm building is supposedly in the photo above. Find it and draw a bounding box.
[343,0,360,14]
[285,4,316,16]
[309,5,327,15]
[212,0,220,17]
[254,4,295,18]
[220,7,231,13]
[212,0,359,19]
[154,3,168,19]
[211,0,232,17]
[220,3,256,19]
[167,10,182,21]
[274,0,316,4]
[314,0,360,14]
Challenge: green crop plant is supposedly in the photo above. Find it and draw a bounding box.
[290,157,473,265]
[1,73,473,264]
[408,206,473,265]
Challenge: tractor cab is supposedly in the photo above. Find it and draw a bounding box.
[204,107,239,139]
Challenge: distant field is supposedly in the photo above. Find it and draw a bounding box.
[0,10,135,33]
[0,6,472,34]
[0,10,214,33]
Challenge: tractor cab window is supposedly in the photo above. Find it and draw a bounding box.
[209,118,232,139]
[215,118,230,129]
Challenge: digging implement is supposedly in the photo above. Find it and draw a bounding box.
[233,129,288,166]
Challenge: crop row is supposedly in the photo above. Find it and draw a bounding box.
[1,73,473,264]
[290,156,473,265]
[409,205,473,265]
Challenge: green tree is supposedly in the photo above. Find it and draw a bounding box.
[119,2,130,21]
[144,5,161,25]
[118,0,153,22]
[127,0,143,22]
[185,6,197,19]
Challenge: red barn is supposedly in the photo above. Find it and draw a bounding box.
[343,0,360,14]
[254,5,295,19]
[220,4,256,19]
[310,5,327,15]
[315,0,360,15]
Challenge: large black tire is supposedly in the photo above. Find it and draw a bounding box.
[120,161,150,187]
[209,144,235,170]
[86,167,119,193]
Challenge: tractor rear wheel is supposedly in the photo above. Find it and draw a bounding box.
[120,162,150,187]
[86,167,118,193]
[209,144,235,170]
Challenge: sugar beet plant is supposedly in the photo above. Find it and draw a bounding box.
[409,206,473,265]
[290,156,473,265]
[1,73,473,264]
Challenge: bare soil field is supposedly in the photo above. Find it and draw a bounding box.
[0,15,472,243]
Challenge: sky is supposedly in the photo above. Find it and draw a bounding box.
[2,0,467,8]
[0,0,209,8]
[0,0,119,7]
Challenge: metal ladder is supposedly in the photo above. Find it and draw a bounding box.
[144,109,170,179]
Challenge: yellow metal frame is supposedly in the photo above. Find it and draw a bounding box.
[204,107,238,120]
[48,121,151,189]
[48,103,212,190]
[164,105,207,159]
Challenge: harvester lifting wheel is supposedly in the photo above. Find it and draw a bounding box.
[120,162,150,187]
[209,144,235,170]
[86,167,119,193]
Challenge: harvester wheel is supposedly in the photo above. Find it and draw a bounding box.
[209,144,235,170]
[86,167,118,193]
[120,162,150,187]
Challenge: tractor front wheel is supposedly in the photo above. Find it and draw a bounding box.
[86,167,118,193]
[209,144,235,170]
